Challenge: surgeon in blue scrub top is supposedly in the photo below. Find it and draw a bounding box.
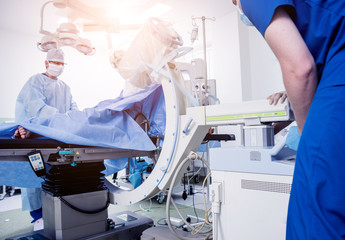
[233,0,345,239]
[14,48,78,230]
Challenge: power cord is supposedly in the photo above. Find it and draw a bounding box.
[58,195,110,214]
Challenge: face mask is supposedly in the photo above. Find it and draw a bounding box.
[236,5,254,26]
[47,63,64,77]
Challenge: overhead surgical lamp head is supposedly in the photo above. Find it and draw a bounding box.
[37,1,95,55]
[57,22,79,46]
[37,34,58,52]
[76,38,95,55]
[37,22,95,56]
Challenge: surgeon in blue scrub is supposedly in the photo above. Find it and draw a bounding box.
[233,0,345,239]
[14,48,78,230]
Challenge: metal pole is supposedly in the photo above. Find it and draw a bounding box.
[202,16,209,106]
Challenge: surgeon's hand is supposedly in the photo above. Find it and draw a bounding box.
[267,91,292,134]
[13,126,32,139]
[267,91,288,105]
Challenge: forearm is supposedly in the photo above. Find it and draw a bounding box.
[24,81,59,119]
[38,105,59,118]
[264,7,318,134]
[70,100,79,111]
[283,66,317,134]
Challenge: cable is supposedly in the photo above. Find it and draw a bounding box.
[139,198,152,212]
[188,162,202,186]
[190,161,199,222]
[58,195,110,214]
[213,212,219,240]
[202,172,213,225]
[166,156,202,240]
[192,184,199,222]
[157,218,168,225]
[170,197,211,235]
[166,153,212,240]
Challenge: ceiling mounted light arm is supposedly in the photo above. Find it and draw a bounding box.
[63,0,112,28]
[40,0,54,35]
[57,22,79,46]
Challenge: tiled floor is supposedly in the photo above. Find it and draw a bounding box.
[0,184,210,213]
[0,190,22,212]
[0,184,211,240]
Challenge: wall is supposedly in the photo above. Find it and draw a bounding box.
[238,15,252,101]
[211,10,283,104]
[0,29,44,119]
[214,12,284,103]
[246,27,284,100]
[213,11,243,103]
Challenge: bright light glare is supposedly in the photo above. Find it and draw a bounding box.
[107,3,172,24]
[107,5,127,20]
[139,3,172,19]
[57,17,69,25]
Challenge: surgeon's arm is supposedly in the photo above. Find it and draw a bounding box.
[70,100,78,111]
[264,7,317,134]
[24,80,59,118]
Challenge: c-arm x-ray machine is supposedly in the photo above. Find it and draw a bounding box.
[0,60,295,240]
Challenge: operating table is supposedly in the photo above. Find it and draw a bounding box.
[0,138,157,239]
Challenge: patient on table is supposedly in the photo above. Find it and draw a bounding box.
[1,84,165,150]
[0,84,166,191]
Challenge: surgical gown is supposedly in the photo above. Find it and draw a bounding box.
[241,0,345,239]
[15,73,78,212]
[15,73,78,122]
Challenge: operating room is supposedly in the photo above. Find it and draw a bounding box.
[0,0,294,240]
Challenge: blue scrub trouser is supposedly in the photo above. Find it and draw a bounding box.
[286,85,345,240]
[21,188,42,210]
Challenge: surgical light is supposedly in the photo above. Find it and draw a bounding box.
[56,22,78,46]
[37,34,58,52]
[37,21,95,55]
[37,1,95,56]
[76,38,95,55]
